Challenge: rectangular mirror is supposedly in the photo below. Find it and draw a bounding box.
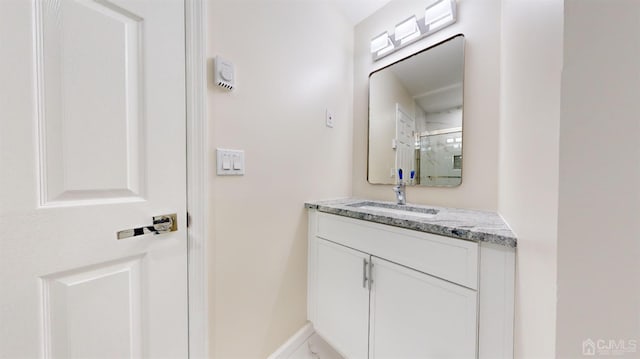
[368,34,465,186]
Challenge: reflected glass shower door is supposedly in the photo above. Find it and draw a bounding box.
[419,131,462,186]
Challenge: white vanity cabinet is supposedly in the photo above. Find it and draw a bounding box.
[307,210,515,359]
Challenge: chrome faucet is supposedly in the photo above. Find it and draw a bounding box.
[393,182,406,205]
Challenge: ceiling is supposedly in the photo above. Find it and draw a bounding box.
[388,36,464,113]
[333,0,393,25]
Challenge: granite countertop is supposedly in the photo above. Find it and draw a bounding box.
[305,198,517,248]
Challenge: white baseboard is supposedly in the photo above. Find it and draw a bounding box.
[267,322,315,359]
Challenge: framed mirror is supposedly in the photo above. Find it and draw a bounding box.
[367,34,465,187]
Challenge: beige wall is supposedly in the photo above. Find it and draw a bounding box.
[353,0,501,210]
[498,0,563,357]
[368,69,414,183]
[206,1,353,357]
[556,1,640,356]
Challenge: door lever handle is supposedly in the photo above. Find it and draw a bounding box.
[117,214,178,240]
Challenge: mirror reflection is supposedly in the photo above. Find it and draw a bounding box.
[368,35,465,187]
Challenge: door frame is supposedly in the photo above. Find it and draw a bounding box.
[185,0,208,357]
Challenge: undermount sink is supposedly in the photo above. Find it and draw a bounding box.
[347,201,439,219]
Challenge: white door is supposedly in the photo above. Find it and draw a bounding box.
[395,104,415,179]
[314,239,370,359]
[0,0,188,357]
[369,257,477,359]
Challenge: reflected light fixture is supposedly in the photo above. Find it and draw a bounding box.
[370,32,395,57]
[370,0,457,61]
[395,15,420,45]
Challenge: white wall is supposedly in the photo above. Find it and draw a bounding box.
[498,1,563,358]
[207,1,354,357]
[556,1,640,356]
[353,0,502,210]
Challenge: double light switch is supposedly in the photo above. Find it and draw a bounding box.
[217,148,245,176]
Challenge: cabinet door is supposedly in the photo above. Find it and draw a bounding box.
[314,239,370,359]
[369,257,478,359]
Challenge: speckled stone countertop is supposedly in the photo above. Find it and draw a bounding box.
[305,198,517,248]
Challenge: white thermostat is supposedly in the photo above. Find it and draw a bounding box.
[214,56,235,91]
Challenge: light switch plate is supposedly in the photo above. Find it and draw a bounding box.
[217,148,245,176]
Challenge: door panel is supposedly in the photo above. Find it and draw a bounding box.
[369,257,478,359]
[0,0,188,357]
[38,0,146,204]
[314,239,370,359]
[44,256,143,358]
